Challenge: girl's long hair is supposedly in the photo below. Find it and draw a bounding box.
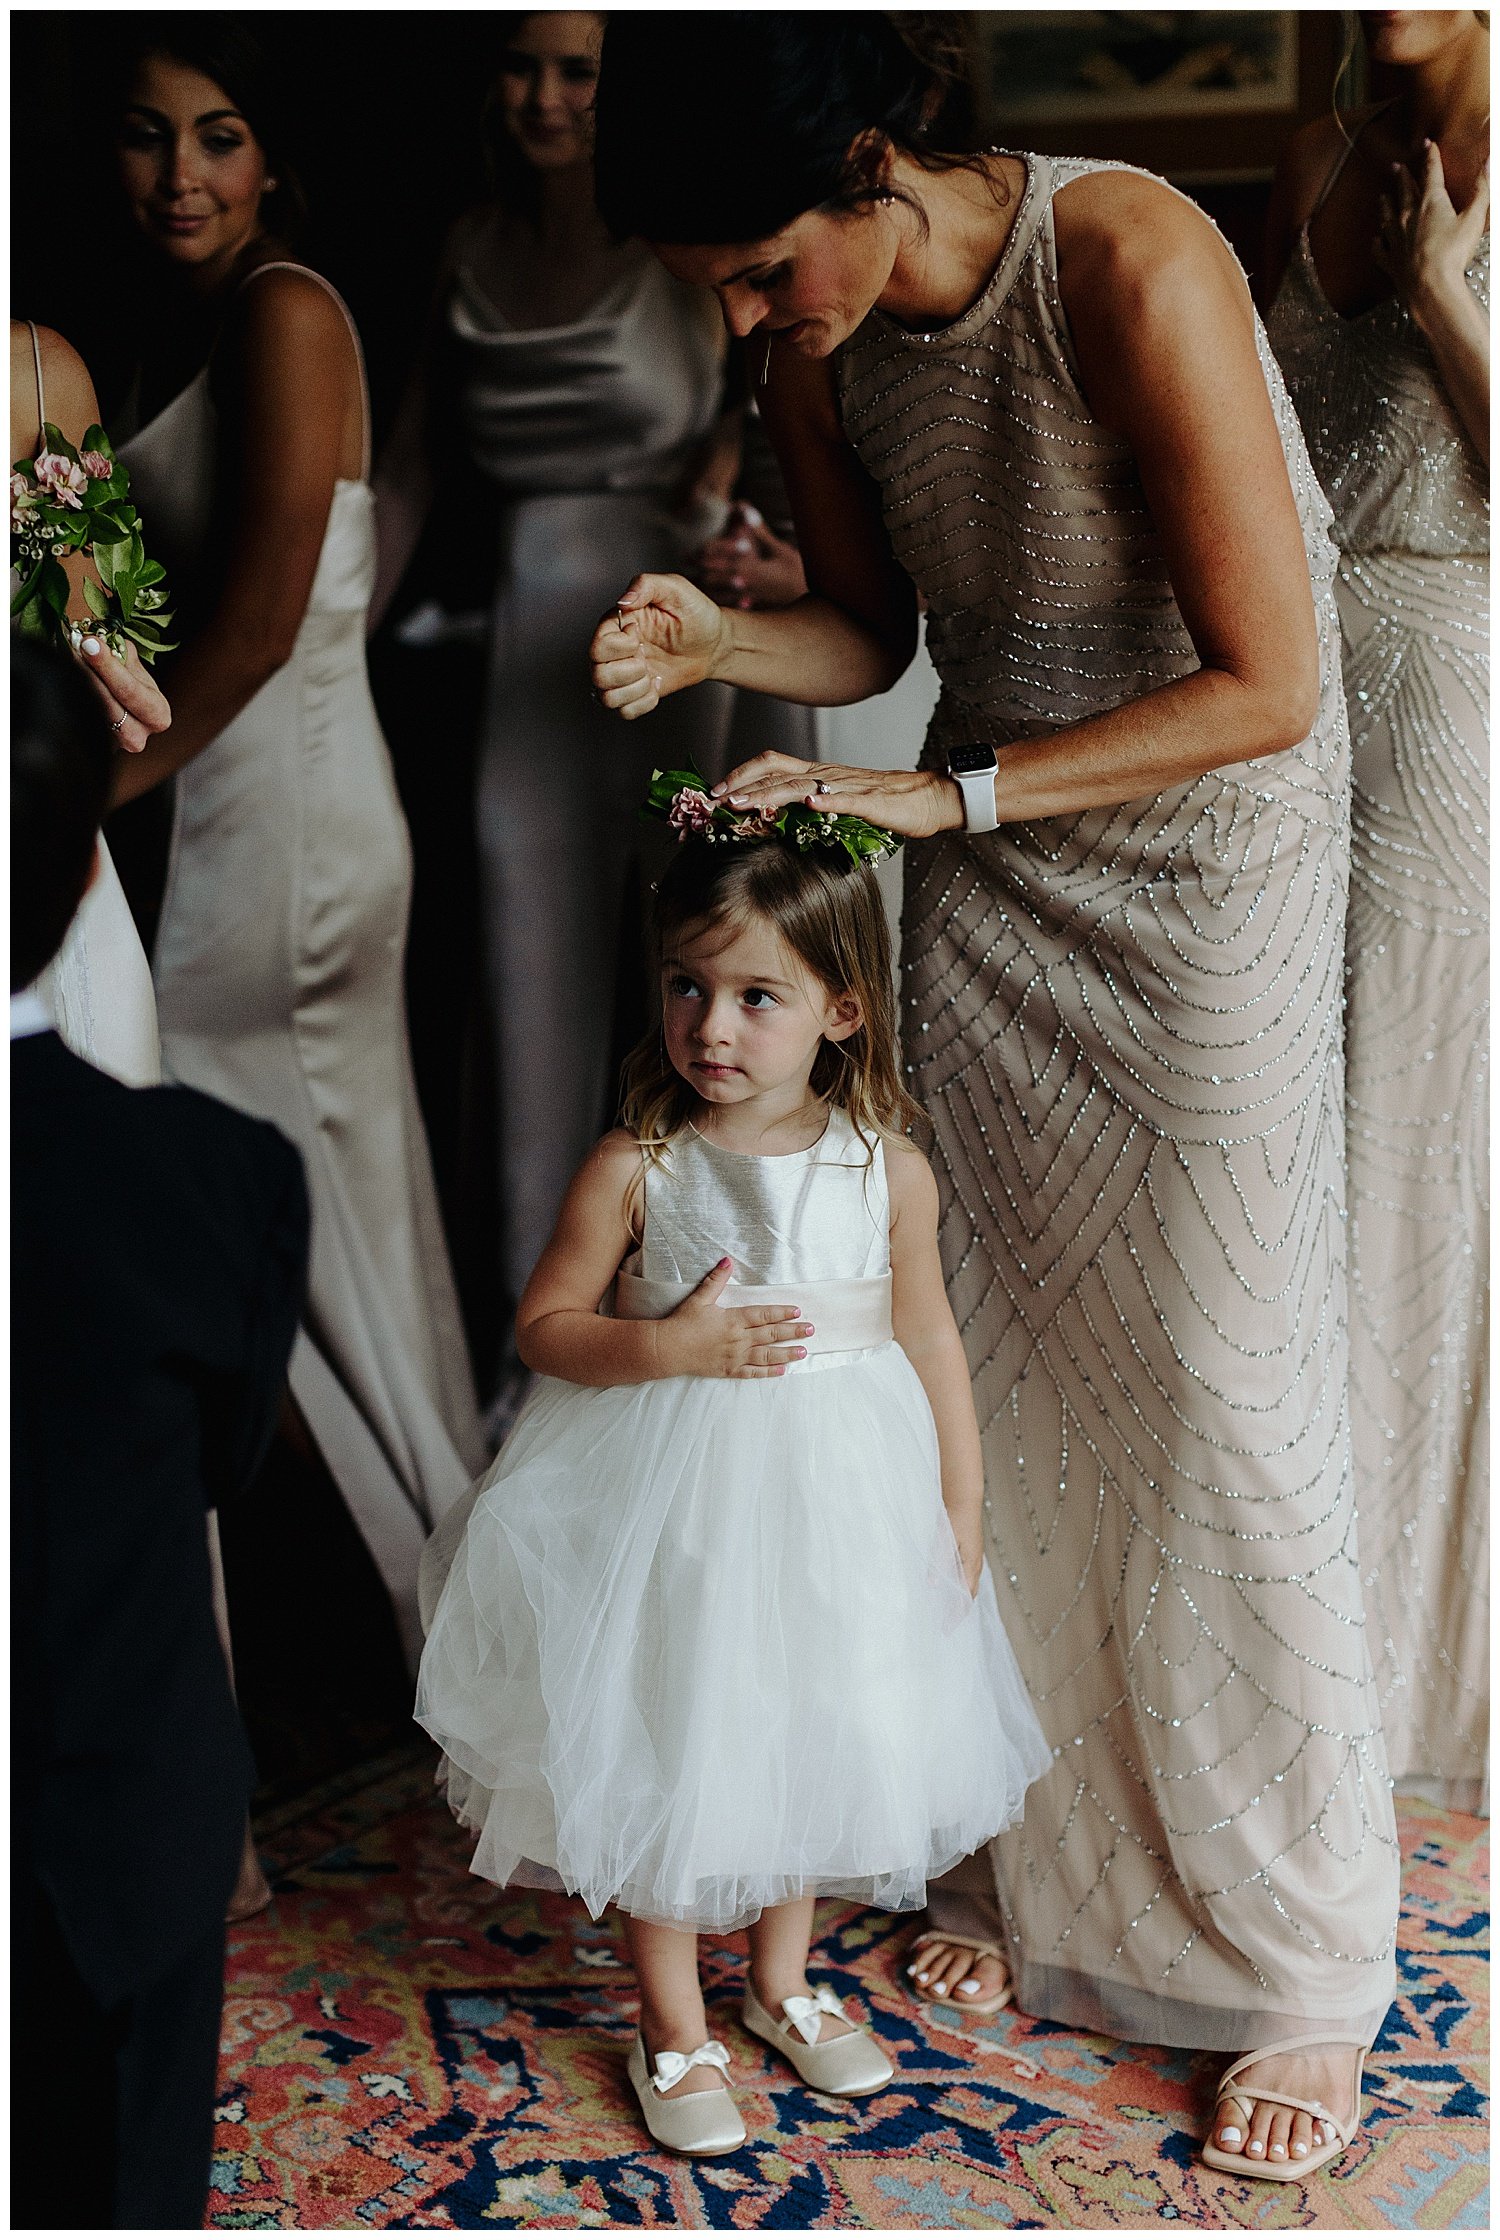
[620,840,927,1157]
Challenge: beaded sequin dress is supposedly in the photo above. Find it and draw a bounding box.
[1267,140,1489,1809]
[836,153,1399,2049]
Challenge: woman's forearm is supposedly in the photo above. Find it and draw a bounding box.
[986,658,1319,825]
[713,592,915,706]
[1410,274,1490,464]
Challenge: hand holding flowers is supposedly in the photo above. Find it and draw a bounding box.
[11,421,175,667]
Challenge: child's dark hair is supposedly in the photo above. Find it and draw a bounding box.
[620,839,926,1155]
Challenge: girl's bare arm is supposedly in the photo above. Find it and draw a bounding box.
[887,1140,983,1591]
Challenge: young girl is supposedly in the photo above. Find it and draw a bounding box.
[417,808,1049,2156]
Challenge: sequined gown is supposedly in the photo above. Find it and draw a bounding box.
[836,153,1399,2049]
[1268,170,1489,1809]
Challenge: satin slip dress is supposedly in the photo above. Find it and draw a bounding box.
[118,263,487,1663]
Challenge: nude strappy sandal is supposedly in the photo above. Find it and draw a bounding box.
[1199,2032,1368,2182]
[906,1932,1015,2019]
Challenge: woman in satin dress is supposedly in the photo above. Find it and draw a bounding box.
[589,13,1402,2178]
[1264,8,1489,1808]
[103,24,485,1665]
[373,12,737,1372]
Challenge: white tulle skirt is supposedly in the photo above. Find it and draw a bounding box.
[416,1344,1051,1930]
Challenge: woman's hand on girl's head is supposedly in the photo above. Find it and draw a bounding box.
[1375,142,1491,328]
[657,1257,813,1380]
[712,752,964,839]
[590,572,732,718]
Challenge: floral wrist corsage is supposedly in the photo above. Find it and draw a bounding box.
[644,765,900,871]
[11,421,174,664]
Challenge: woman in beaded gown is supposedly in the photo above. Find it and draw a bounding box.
[104,28,486,1664]
[1265,10,1489,1811]
[588,15,1400,2174]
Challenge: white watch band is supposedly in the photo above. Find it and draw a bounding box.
[953,766,999,834]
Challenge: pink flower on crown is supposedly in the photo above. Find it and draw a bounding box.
[727,811,778,841]
[81,450,112,480]
[33,451,89,508]
[667,786,716,838]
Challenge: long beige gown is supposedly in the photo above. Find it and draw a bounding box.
[118,265,487,1666]
[1267,148,1489,1810]
[836,154,1400,2051]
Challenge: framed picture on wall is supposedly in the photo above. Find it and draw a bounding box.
[977,10,1352,181]
[989,11,1298,121]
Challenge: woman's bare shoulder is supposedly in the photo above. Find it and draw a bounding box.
[10,320,100,455]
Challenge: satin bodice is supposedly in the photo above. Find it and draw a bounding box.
[630,1106,889,1286]
[614,1108,894,1364]
[1267,228,1489,557]
[443,226,724,498]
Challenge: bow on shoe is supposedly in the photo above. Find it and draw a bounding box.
[781,1987,848,2045]
[650,2040,732,2095]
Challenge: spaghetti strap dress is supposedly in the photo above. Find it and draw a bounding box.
[117,263,487,1663]
[1267,127,1489,1808]
[836,153,1400,2050]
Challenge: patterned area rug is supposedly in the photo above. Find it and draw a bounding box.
[210,1747,1487,2229]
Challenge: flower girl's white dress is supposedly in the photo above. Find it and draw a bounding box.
[416,1107,1050,1930]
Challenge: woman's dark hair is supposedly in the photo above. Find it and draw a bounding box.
[106,13,307,238]
[10,639,113,992]
[595,11,984,246]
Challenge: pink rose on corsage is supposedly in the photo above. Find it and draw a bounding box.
[33,451,89,508]
[80,450,112,481]
[667,786,716,839]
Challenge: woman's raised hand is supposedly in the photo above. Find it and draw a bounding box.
[590,572,729,719]
[656,1257,813,1379]
[1375,141,1490,325]
[711,751,964,841]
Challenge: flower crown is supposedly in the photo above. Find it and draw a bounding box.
[643,766,899,871]
[11,422,174,665]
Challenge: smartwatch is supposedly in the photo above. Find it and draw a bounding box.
[947,742,1000,834]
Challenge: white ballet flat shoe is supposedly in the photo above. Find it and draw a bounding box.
[742,1981,895,2098]
[626,2032,746,2157]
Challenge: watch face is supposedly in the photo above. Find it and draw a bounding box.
[949,742,999,777]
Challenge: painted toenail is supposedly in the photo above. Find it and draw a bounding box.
[958,1978,981,1994]
[1219,2127,1241,2144]
[1270,2144,1286,2158]
[912,1970,928,1982]
[1247,2141,1264,2157]
[1292,2142,1308,2157]
[931,1981,948,1995]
